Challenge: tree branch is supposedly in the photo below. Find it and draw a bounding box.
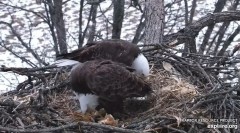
[162,11,240,48]
[0,122,142,133]
[0,21,48,66]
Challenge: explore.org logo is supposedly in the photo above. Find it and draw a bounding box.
[207,124,238,129]
[181,118,238,129]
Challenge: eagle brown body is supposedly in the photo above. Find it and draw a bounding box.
[70,60,151,113]
[55,39,151,113]
[57,39,141,66]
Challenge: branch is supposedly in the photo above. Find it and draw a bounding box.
[78,0,85,48]
[0,40,37,67]
[132,12,145,44]
[0,65,57,71]
[0,122,142,133]
[163,11,240,47]
[0,2,47,22]
[43,0,59,55]
[79,3,94,47]
[0,65,57,77]
[188,0,197,24]
[199,0,227,54]
[217,25,240,56]
[0,21,48,66]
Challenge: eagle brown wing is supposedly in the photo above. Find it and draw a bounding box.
[85,60,151,101]
[56,39,141,66]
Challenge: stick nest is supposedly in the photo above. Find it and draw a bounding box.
[0,54,240,132]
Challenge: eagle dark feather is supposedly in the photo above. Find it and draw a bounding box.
[55,39,150,113]
[71,60,151,99]
[70,60,151,113]
[57,39,141,66]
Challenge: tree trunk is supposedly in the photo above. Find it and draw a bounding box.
[182,0,197,57]
[88,4,98,43]
[112,0,125,39]
[78,0,85,48]
[144,0,164,44]
[52,0,67,54]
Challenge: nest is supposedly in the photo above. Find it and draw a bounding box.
[0,63,240,132]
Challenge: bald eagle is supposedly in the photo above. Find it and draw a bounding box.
[55,39,151,113]
[70,60,152,113]
[56,39,150,76]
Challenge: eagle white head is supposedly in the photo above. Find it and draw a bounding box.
[131,53,150,76]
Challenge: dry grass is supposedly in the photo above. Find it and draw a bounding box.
[127,69,201,122]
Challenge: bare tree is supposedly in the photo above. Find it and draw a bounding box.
[112,0,125,39]
[182,0,197,56]
[132,13,145,44]
[198,0,227,54]
[87,4,98,43]
[144,0,165,44]
[45,0,67,55]
[78,0,85,48]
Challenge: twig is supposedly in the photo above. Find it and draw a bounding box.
[196,63,214,87]
[0,21,48,66]
[191,96,224,110]
[163,125,187,133]
[0,65,58,75]
[0,121,142,133]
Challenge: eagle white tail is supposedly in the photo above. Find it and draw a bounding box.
[76,93,99,113]
[54,59,79,67]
